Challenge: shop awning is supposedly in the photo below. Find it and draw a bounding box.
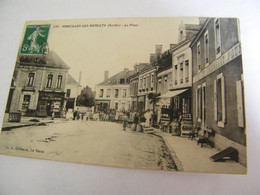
[156,98,171,106]
[158,89,188,98]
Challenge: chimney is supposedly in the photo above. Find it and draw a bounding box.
[150,53,156,64]
[104,70,109,81]
[155,44,163,56]
[78,71,82,85]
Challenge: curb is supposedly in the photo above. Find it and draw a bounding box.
[2,121,54,131]
[153,131,184,172]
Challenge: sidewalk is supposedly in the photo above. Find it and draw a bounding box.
[153,129,247,174]
[1,113,55,131]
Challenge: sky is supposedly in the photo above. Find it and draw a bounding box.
[24,17,199,90]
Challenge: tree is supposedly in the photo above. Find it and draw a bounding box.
[76,86,95,107]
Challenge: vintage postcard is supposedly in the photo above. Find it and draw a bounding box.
[0,17,246,174]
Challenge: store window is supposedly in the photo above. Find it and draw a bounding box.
[22,95,31,110]
[185,60,189,83]
[196,85,202,122]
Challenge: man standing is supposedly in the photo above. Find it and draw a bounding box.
[122,112,128,131]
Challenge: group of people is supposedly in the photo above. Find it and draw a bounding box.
[71,108,155,132]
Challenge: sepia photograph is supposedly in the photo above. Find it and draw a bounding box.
[0,17,246,174]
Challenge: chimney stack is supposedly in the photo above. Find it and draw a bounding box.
[150,53,156,64]
[78,71,82,85]
[155,44,163,56]
[104,70,109,81]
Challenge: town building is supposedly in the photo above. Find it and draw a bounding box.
[129,63,149,112]
[65,73,82,111]
[190,18,246,165]
[95,68,134,112]
[137,45,162,114]
[8,50,70,117]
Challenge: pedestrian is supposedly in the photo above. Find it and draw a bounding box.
[122,112,128,131]
[144,109,152,127]
[81,112,85,120]
[133,113,139,131]
[86,111,89,121]
[73,109,77,120]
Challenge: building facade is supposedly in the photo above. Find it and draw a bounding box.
[9,51,70,117]
[95,68,134,112]
[190,18,246,165]
[65,74,82,111]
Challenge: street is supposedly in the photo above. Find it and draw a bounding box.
[0,120,176,171]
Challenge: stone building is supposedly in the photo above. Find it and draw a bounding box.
[190,18,246,165]
[8,50,70,117]
[65,74,82,111]
[95,68,134,112]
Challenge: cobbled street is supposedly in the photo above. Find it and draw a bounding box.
[0,120,176,171]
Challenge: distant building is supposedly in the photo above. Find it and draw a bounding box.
[190,18,246,165]
[65,74,81,111]
[95,68,134,112]
[129,63,149,112]
[8,50,70,117]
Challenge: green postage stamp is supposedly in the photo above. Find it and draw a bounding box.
[20,25,50,55]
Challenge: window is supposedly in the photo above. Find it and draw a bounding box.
[215,19,221,58]
[56,75,62,89]
[123,89,127,98]
[22,95,31,110]
[46,74,53,88]
[164,75,168,82]
[185,60,189,82]
[115,102,118,110]
[196,85,202,122]
[139,78,142,91]
[27,73,35,87]
[204,30,209,66]
[115,89,119,98]
[66,89,71,98]
[143,76,146,89]
[99,89,104,98]
[146,75,149,90]
[214,73,225,127]
[122,103,126,110]
[174,65,177,85]
[151,73,154,90]
[119,78,125,84]
[197,42,201,72]
[107,89,111,98]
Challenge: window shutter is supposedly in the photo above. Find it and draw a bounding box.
[236,80,244,127]
[196,88,198,118]
[214,79,217,121]
[221,76,226,123]
[29,95,34,109]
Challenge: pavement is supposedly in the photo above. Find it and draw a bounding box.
[153,128,247,174]
[0,116,247,174]
[1,113,56,131]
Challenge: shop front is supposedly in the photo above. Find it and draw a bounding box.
[37,91,65,117]
[158,88,192,135]
[95,100,110,112]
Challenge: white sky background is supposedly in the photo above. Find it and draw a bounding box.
[27,17,199,90]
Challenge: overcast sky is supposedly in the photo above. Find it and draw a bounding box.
[24,17,199,90]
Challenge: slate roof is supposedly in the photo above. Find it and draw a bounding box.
[46,51,70,70]
[67,74,81,86]
[97,69,135,86]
